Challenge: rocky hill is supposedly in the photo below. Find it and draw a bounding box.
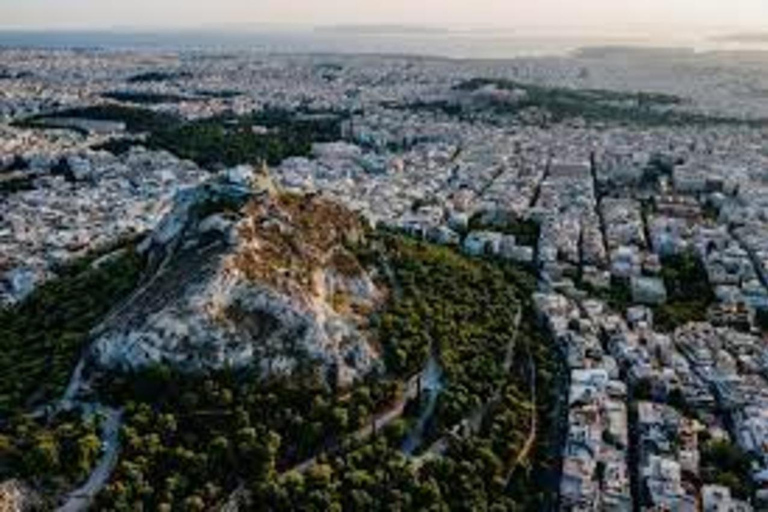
[91,166,383,387]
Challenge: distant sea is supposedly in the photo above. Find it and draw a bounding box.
[0,29,766,59]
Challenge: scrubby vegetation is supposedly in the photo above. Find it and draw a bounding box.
[0,247,144,418]
[88,232,557,511]
[0,223,558,511]
[231,192,367,301]
[224,233,558,511]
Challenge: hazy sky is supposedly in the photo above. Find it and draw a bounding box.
[1,0,767,31]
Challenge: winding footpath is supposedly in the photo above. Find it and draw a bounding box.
[43,291,130,511]
[56,408,123,512]
[507,332,538,480]
[288,365,427,475]
[293,304,522,474]
[219,299,526,510]
[401,356,444,455]
[415,304,523,464]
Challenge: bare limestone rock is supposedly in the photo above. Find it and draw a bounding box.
[92,170,383,387]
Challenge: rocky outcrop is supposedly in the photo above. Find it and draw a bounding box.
[0,480,41,512]
[0,267,39,307]
[91,166,383,387]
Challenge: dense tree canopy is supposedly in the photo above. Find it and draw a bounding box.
[654,250,715,332]
[0,247,144,418]
[0,229,558,511]
[21,105,344,170]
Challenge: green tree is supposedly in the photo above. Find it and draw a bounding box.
[25,432,60,475]
[75,432,102,478]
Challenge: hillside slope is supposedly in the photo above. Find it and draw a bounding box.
[91,167,383,386]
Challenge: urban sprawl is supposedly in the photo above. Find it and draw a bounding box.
[3,46,768,511]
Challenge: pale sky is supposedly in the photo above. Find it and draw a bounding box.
[0,0,767,31]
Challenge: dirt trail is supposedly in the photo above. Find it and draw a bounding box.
[401,356,444,455]
[56,408,123,512]
[508,333,538,478]
[287,366,425,475]
[413,305,522,464]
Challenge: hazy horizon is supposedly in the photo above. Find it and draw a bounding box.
[1,0,767,33]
